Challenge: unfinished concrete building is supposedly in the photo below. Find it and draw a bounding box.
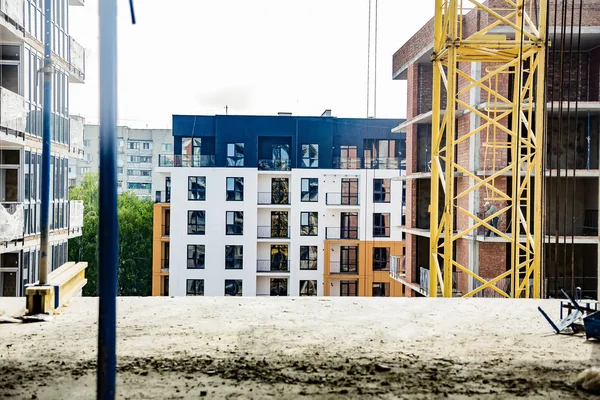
[392,0,600,299]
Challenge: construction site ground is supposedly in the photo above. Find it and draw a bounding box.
[1,297,599,399]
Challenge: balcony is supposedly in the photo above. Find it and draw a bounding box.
[161,259,169,274]
[69,116,85,159]
[326,227,359,240]
[69,37,85,83]
[0,0,24,27]
[158,154,216,167]
[0,87,26,134]
[69,200,83,234]
[0,202,24,242]
[155,191,170,203]
[258,159,291,171]
[257,192,291,205]
[333,157,362,169]
[329,262,358,275]
[325,193,360,206]
[257,226,291,239]
[257,260,290,273]
[365,157,400,170]
[390,255,405,279]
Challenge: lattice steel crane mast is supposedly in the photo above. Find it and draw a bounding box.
[429,0,547,298]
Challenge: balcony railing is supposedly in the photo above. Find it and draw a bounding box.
[69,37,85,82]
[158,154,216,167]
[0,202,24,242]
[0,0,24,27]
[257,192,291,205]
[0,87,27,133]
[390,255,405,279]
[326,227,359,240]
[69,116,85,158]
[258,159,291,171]
[365,157,400,169]
[257,226,291,239]
[161,259,169,273]
[257,260,290,273]
[333,157,361,169]
[329,262,358,274]
[326,193,360,206]
[155,191,170,203]
[420,267,430,296]
[69,200,84,233]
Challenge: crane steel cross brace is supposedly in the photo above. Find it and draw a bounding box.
[429,0,547,298]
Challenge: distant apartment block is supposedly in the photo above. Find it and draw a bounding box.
[0,0,86,297]
[152,112,406,297]
[71,125,173,199]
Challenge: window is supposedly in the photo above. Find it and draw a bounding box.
[142,142,151,150]
[300,246,318,270]
[340,280,358,296]
[127,169,151,176]
[187,245,205,269]
[301,144,319,168]
[373,213,390,237]
[225,245,243,270]
[188,211,205,235]
[225,279,243,296]
[372,282,390,297]
[373,247,390,271]
[128,155,152,163]
[270,278,288,296]
[227,143,244,166]
[340,246,358,273]
[373,179,391,203]
[300,280,317,296]
[300,212,318,236]
[128,141,140,150]
[83,139,91,147]
[162,143,172,152]
[127,182,151,190]
[188,176,206,201]
[226,211,243,235]
[226,177,244,201]
[117,167,123,174]
[118,139,124,148]
[301,178,318,202]
[85,153,92,162]
[341,178,359,205]
[186,279,204,296]
[339,145,359,169]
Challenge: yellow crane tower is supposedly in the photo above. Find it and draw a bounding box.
[429,0,547,298]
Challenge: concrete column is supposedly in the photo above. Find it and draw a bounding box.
[468,62,482,292]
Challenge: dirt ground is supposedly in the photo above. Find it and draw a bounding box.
[1,297,599,399]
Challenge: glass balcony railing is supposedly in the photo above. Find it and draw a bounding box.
[257,192,291,205]
[329,262,358,274]
[257,260,290,273]
[258,159,291,171]
[365,157,400,169]
[257,226,291,239]
[333,157,361,169]
[326,227,359,240]
[158,154,216,167]
[325,193,360,206]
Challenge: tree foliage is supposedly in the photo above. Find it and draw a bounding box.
[69,173,153,296]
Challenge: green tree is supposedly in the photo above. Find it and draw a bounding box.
[69,173,153,296]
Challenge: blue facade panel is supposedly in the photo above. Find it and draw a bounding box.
[171,114,405,169]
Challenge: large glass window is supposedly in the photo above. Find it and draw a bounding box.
[225,279,243,296]
[270,211,289,238]
[372,282,390,297]
[301,144,319,168]
[270,245,289,271]
[227,143,244,166]
[187,245,205,269]
[271,178,289,204]
[226,211,244,235]
[270,278,288,296]
[300,280,317,296]
[188,176,206,201]
[341,246,358,273]
[186,279,204,296]
[187,211,205,235]
[300,212,318,236]
[300,246,318,270]
[373,213,390,237]
[225,245,243,269]
[341,178,359,205]
[372,247,390,271]
[373,179,391,203]
[301,178,318,202]
[340,280,358,296]
[226,177,244,201]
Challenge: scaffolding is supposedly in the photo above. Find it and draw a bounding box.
[429,0,547,297]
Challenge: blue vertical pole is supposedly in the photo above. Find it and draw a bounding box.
[97,0,118,398]
[39,0,53,285]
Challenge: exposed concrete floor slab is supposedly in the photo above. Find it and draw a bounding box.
[0,297,599,399]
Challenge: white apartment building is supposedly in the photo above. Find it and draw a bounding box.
[152,113,406,297]
[0,0,85,296]
[71,125,173,199]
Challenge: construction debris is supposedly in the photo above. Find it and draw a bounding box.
[576,367,600,394]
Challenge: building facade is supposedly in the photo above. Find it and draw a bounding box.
[152,112,406,297]
[70,125,173,199]
[392,0,600,298]
[0,0,85,296]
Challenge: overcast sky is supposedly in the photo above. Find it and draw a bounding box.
[69,0,434,129]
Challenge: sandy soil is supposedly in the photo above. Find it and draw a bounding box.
[1,297,599,399]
